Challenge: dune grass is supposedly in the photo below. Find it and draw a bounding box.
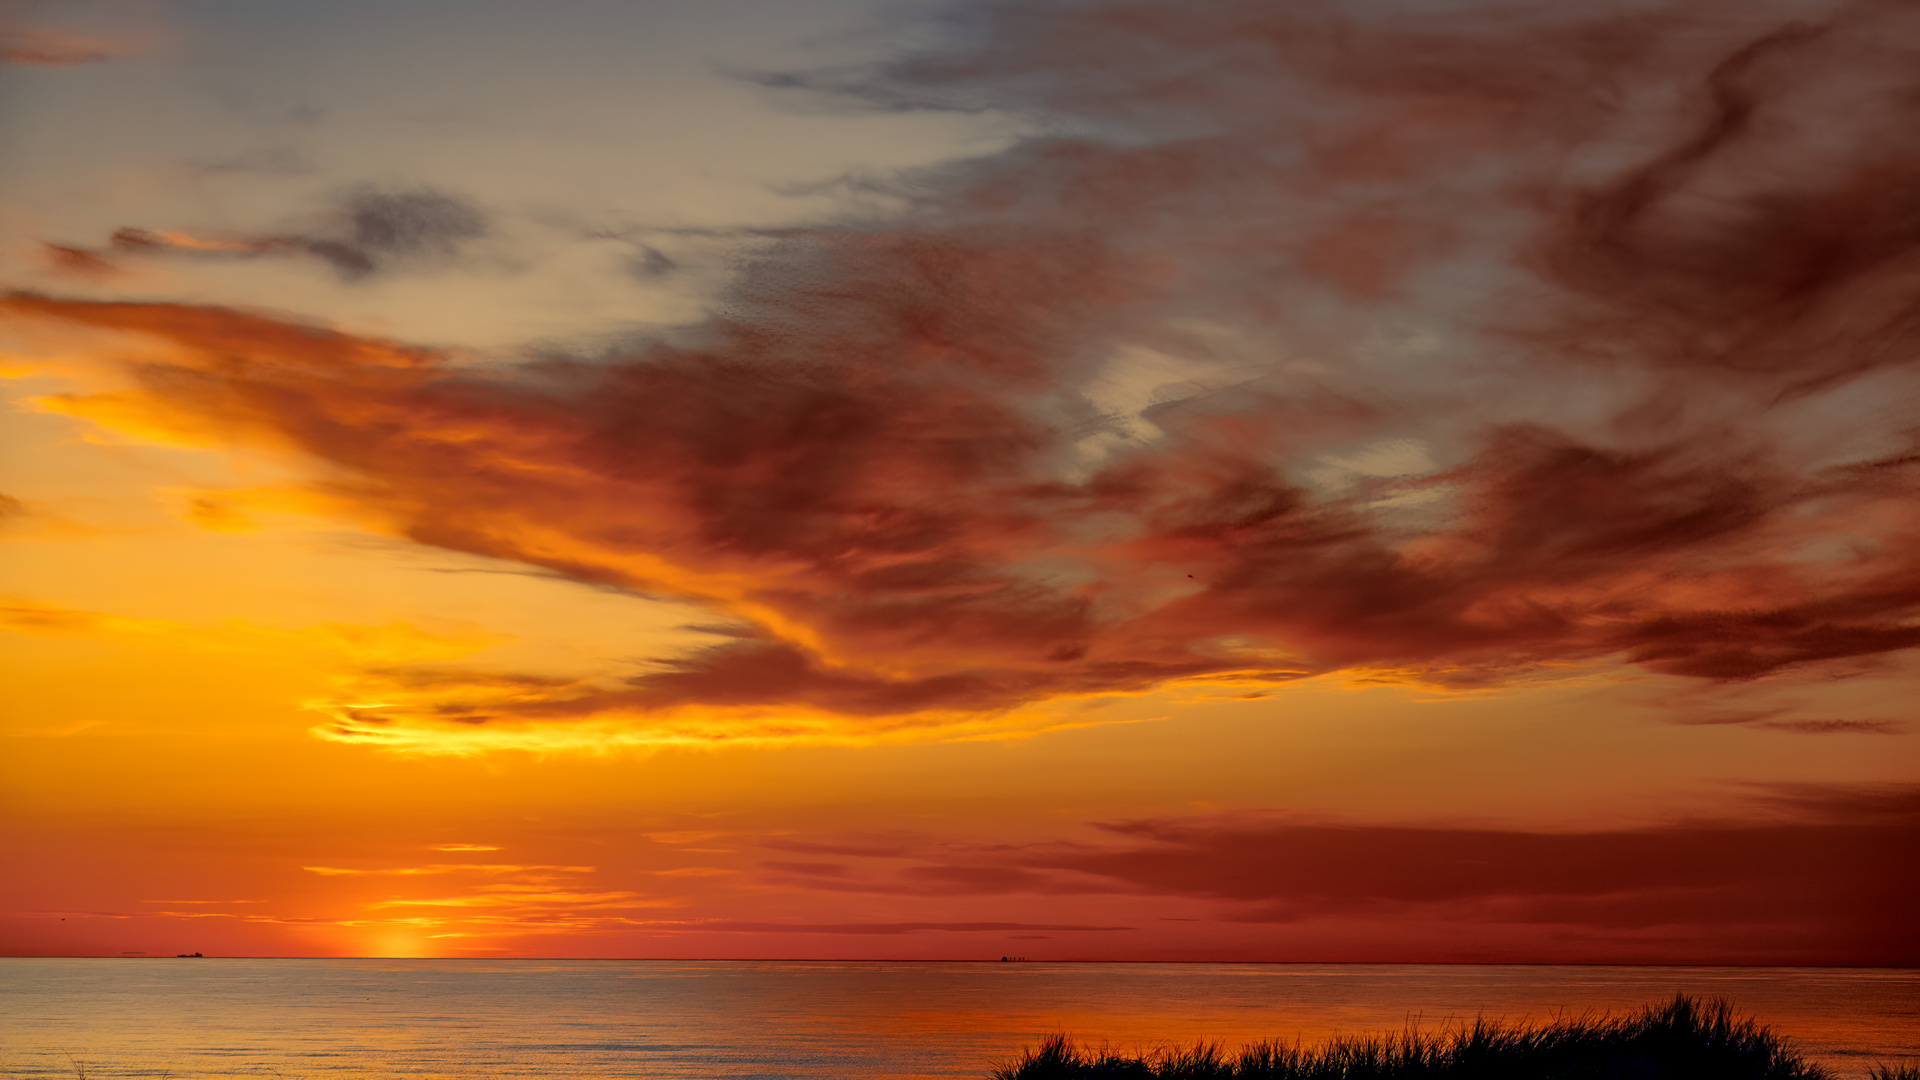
[991,995,1903,1080]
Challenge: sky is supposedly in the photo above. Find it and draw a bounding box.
[1,0,1915,964]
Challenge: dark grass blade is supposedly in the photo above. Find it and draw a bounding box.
[991,995,1833,1080]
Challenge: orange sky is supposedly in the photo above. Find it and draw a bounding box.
[2,0,1916,964]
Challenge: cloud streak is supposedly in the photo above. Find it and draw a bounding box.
[751,784,1920,963]
[50,188,488,281]
[636,920,1133,936]
[8,0,1920,738]
[0,0,147,67]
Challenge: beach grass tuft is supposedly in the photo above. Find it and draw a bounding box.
[991,994,1856,1079]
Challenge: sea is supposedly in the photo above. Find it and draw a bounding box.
[1,960,1914,1080]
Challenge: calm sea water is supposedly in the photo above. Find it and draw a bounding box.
[1,960,1914,1080]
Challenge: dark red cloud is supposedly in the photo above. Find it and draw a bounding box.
[10,0,1920,722]
[669,921,1133,935]
[761,861,858,878]
[1677,711,1906,734]
[761,838,917,858]
[1540,9,1920,394]
[38,243,121,281]
[757,784,1919,963]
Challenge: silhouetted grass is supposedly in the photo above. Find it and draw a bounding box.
[991,995,1864,1079]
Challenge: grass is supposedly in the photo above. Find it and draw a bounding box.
[992,995,1909,1080]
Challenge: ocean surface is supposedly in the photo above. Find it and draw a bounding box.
[2,960,1914,1080]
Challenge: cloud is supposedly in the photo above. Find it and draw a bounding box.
[9,0,1920,737]
[1751,717,1904,734]
[743,786,1910,963]
[1044,811,1901,905]
[38,244,122,281]
[610,784,1916,961]
[1672,709,1907,734]
[302,864,592,877]
[0,0,147,66]
[368,891,643,910]
[0,599,505,666]
[1045,796,1917,963]
[0,27,123,64]
[761,838,915,858]
[56,187,488,281]
[760,860,856,878]
[1741,779,1920,821]
[295,861,674,942]
[644,920,1134,935]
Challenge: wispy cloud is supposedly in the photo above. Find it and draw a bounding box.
[0,600,509,693]
[303,864,593,877]
[9,0,1920,748]
[622,920,1134,936]
[45,187,488,281]
[743,784,1919,963]
[1677,712,1907,735]
[368,890,644,910]
[0,0,150,67]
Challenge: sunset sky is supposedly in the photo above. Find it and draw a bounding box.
[2,0,1915,965]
